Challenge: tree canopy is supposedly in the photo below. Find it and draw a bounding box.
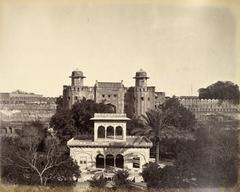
[131,97,196,163]
[1,121,80,186]
[50,98,114,143]
[198,81,240,104]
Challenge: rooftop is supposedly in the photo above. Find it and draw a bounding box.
[91,113,130,121]
[96,81,124,88]
[67,136,152,148]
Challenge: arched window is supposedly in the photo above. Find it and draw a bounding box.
[96,154,104,168]
[9,127,13,134]
[107,126,114,138]
[98,126,105,138]
[106,154,114,167]
[116,154,124,168]
[115,126,123,139]
[133,157,140,168]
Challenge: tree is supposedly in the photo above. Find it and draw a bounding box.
[1,122,80,186]
[161,97,196,131]
[112,170,131,189]
[88,175,107,188]
[198,81,240,104]
[141,162,162,188]
[50,98,114,143]
[131,97,196,164]
[193,126,238,187]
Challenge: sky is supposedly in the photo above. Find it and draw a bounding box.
[0,0,239,97]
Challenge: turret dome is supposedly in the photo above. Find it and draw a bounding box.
[69,69,86,78]
[133,69,149,79]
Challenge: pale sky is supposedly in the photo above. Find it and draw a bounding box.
[0,0,239,97]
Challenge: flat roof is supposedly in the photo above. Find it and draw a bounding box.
[67,136,152,148]
[90,113,130,121]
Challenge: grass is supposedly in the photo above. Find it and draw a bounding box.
[1,184,240,192]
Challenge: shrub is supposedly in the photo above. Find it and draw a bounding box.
[112,170,131,189]
[88,175,107,188]
[141,162,163,188]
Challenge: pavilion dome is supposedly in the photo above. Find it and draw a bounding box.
[134,69,149,79]
[69,69,85,78]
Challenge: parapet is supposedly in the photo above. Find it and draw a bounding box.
[91,113,130,121]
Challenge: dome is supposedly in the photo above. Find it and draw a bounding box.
[69,69,86,78]
[133,69,149,79]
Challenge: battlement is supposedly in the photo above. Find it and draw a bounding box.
[178,98,240,114]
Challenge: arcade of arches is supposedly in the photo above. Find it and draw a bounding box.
[97,125,123,139]
[96,154,124,169]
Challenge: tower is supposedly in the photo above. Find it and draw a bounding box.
[63,69,87,109]
[134,69,149,88]
[133,69,155,117]
[70,69,86,87]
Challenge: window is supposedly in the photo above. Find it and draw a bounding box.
[107,126,114,138]
[106,154,114,167]
[148,97,150,101]
[108,95,111,98]
[114,94,117,98]
[116,154,124,168]
[98,126,105,138]
[9,127,13,134]
[133,157,140,168]
[102,94,105,97]
[96,154,104,168]
[141,97,144,101]
[115,126,123,139]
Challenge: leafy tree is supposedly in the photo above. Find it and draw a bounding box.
[1,122,80,186]
[162,96,196,131]
[198,81,240,104]
[112,170,131,189]
[50,109,76,143]
[55,96,64,112]
[71,98,114,135]
[141,162,162,188]
[88,175,107,188]
[50,98,114,143]
[193,126,238,187]
[131,97,196,164]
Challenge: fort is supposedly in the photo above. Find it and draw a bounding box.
[63,69,165,117]
[1,69,239,137]
[63,69,240,120]
[0,90,57,135]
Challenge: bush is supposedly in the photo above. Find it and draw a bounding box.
[113,170,131,189]
[88,175,107,188]
[141,162,162,188]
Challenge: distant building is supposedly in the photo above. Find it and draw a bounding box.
[178,96,240,122]
[67,113,152,182]
[63,69,165,117]
[0,90,57,131]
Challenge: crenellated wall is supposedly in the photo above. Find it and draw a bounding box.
[178,97,240,121]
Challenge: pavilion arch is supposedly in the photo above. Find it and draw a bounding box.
[106,126,114,138]
[115,126,123,139]
[106,154,114,167]
[98,126,105,138]
[116,154,124,168]
[96,154,104,168]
